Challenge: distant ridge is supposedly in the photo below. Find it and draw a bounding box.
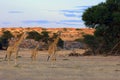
[0,27,94,41]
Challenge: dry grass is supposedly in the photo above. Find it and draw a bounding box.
[0,49,120,80]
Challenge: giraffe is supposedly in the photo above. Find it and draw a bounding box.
[4,32,28,65]
[31,43,40,61]
[47,31,61,61]
[31,41,45,61]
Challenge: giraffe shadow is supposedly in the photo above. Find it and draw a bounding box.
[62,58,69,61]
[116,64,120,66]
[4,59,14,61]
[115,69,120,72]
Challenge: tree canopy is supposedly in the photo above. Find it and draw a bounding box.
[27,31,42,41]
[0,31,14,49]
[82,0,120,55]
[27,30,64,49]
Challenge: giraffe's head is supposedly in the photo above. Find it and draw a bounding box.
[57,31,62,36]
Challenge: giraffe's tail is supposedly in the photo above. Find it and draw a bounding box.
[47,55,50,61]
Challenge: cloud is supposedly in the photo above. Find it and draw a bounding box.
[60,9,83,18]
[55,21,84,27]
[75,6,91,11]
[60,20,83,23]
[76,6,91,9]
[63,13,83,18]
[54,19,84,27]
[8,11,24,13]
[22,20,49,24]
[63,13,77,17]
[60,6,91,14]
[59,22,81,25]
[59,6,90,19]
[60,9,83,13]
[2,22,11,25]
[60,5,91,19]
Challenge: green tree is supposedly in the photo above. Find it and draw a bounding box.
[2,31,14,40]
[0,31,14,49]
[82,0,120,54]
[41,30,50,44]
[27,31,42,41]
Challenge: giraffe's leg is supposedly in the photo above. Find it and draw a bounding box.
[5,47,10,61]
[7,51,12,65]
[47,54,51,61]
[52,51,56,61]
[31,51,36,62]
[31,52,34,61]
[53,53,56,61]
[8,55,10,65]
[14,49,19,65]
[15,54,17,65]
[47,50,51,61]
[4,53,7,61]
[34,52,37,61]
[33,53,35,61]
[33,51,36,61]
[35,51,39,61]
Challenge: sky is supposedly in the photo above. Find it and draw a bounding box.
[0,0,106,28]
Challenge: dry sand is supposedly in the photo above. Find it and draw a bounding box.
[0,49,120,80]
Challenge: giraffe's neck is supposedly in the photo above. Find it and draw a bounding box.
[53,36,60,45]
[13,33,27,48]
[34,43,39,50]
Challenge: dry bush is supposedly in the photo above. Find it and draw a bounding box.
[82,50,93,56]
